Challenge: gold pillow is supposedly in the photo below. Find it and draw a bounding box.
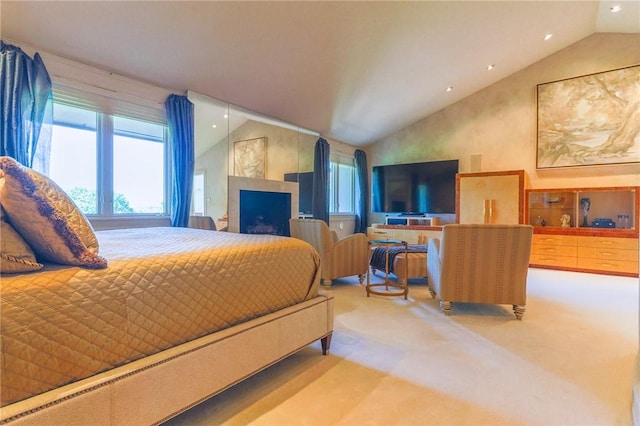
[0,206,44,273]
[0,157,107,269]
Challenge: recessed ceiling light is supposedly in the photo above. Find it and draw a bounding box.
[224,113,229,119]
[610,5,621,12]
[212,124,217,128]
[446,86,453,92]
[544,33,553,41]
[487,64,495,71]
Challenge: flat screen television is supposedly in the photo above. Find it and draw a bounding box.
[284,171,313,215]
[372,160,458,214]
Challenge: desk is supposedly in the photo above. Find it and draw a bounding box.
[366,239,409,299]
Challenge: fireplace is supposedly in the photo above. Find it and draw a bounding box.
[239,190,291,236]
[228,176,299,234]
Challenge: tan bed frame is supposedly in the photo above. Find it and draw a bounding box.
[1,295,334,425]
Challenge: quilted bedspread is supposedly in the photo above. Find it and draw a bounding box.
[0,227,321,406]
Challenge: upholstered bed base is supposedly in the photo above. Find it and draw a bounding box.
[0,295,334,425]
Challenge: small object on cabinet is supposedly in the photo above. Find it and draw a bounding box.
[580,197,591,227]
[591,218,615,228]
[560,214,571,228]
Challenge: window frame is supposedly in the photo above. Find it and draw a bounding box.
[50,100,171,219]
[329,154,356,214]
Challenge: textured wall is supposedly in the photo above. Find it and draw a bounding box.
[367,33,640,192]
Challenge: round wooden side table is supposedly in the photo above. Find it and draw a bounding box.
[366,239,409,299]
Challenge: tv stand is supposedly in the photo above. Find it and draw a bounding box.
[385,216,442,226]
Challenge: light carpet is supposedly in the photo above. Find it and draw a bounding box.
[166,268,638,426]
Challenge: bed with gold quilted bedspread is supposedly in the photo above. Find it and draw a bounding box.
[0,227,321,407]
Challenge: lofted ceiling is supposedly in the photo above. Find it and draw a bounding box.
[2,1,639,147]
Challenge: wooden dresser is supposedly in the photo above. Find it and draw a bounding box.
[527,186,639,277]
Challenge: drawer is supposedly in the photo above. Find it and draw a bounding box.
[532,234,577,247]
[578,246,639,262]
[530,254,577,268]
[368,228,393,241]
[577,236,638,250]
[531,245,578,257]
[577,257,639,274]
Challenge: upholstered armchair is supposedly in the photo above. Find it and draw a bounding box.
[427,224,533,319]
[289,218,369,287]
[188,216,217,230]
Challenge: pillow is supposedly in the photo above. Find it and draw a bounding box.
[0,156,107,269]
[0,205,44,273]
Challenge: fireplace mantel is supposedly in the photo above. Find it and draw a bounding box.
[228,176,299,233]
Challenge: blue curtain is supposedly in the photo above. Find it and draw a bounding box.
[354,149,369,233]
[165,94,194,228]
[312,137,330,224]
[0,41,52,167]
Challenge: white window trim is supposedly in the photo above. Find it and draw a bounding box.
[15,38,178,220]
[9,39,174,123]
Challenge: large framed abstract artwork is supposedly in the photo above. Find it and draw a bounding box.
[234,137,267,178]
[536,65,640,169]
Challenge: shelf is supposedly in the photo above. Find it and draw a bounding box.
[527,187,637,231]
[526,186,639,277]
[384,216,442,226]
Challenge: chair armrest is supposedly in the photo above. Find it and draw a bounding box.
[428,238,440,260]
[334,232,368,253]
[331,233,369,264]
[330,233,369,273]
[427,238,442,294]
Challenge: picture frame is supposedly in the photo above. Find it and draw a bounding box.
[536,65,640,169]
[233,137,267,178]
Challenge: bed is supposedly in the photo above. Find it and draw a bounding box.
[0,227,333,425]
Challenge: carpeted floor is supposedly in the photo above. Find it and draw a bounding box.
[166,268,638,425]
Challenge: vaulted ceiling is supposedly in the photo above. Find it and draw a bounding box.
[2,1,639,146]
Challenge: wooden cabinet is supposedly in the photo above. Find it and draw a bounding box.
[530,234,578,269]
[456,170,525,224]
[367,226,442,245]
[576,236,639,275]
[527,186,639,277]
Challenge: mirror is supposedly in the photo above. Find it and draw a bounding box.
[189,91,230,230]
[189,91,319,228]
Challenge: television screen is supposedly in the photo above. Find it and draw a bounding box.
[284,171,313,214]
[372,160,458,214]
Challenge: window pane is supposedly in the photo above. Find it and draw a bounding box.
[329,162,337,212]
[337,163,354,213]
[50,104,98,214]
[113,117,165,214]
[193,172,206,216]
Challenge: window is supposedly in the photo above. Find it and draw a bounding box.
[329,155,355,213]
[49,102,168,216]
[192,170,206,216]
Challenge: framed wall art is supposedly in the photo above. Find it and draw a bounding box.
[233,137,267,178]
[536,64,640,169]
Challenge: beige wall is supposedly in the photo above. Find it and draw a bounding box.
[229,120,299,181]
[367,33,640,193]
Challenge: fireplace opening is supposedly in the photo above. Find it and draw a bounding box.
[239,190,292,236]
